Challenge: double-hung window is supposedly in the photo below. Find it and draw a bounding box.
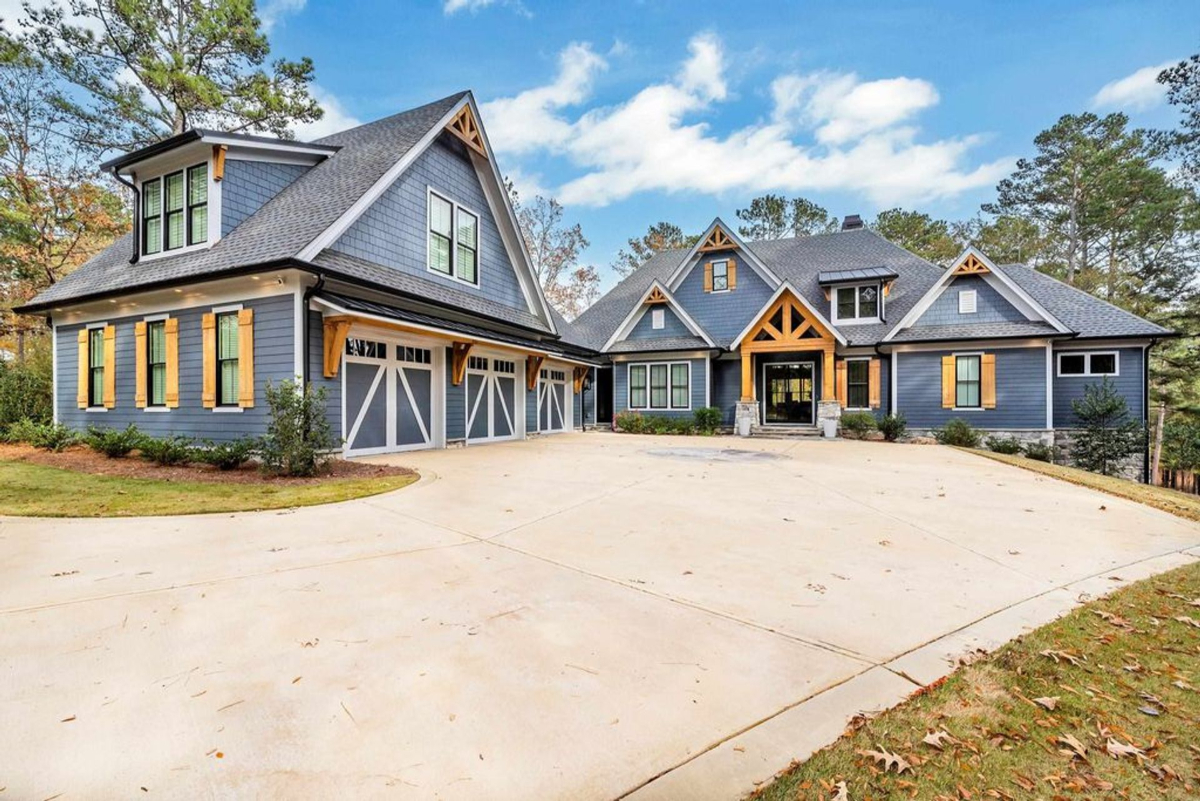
[670,364,689,408]
[649,364,669,409]
[628,362,690,410]
[142,180,162,255]
[164,170,185,250]
[187,164,208,245]
[141,163,208,255]
[846,359,870,409]
[711,260,729,291]
[955,354,982,408]
[216,312,240,407]
[629,365,647,408]
[147,320,167,407]
[833,284,880,322]
[88,327,105,408]
[428,190,480,285]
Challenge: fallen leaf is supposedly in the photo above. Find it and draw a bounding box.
[1033,696,1059,711]
[923,730,956,750]
[1041,649,1084,666]
[831,780,849,801]
[1172,615,1200,629]
[60,715,75,723]
[857,746,912,774]
[1011,772,1036,791]
[1056,733,1087,760]
[1137,706,1161,717]
[1105,738,1145,760]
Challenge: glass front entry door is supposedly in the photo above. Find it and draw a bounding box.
[763,363,815,424]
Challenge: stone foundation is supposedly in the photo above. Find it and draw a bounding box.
[1053,429,1146,482]
[816,400,842,438]
[734,401,757,437]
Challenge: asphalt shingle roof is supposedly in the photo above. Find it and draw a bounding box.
[888,321,1063,343]
[999,264,1171,340]
[607,336,712,353]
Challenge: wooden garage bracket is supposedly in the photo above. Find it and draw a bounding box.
[451,342,474,385]
[526,355,545,390]
[573,366,590,393]
[323,316,353,378]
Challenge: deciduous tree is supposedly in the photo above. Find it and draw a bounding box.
[611,221,698,278]
[507,182,599,320]
[735,194,837,240]
[870,208,959,266]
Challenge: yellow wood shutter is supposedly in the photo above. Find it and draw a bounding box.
[869,358,881,409]
[238,308,255,408]
[165,318,180,408]
[703,262,713,292]
[941,355,955,408]
[835,360,847,407]
[728,258,737,290]
[134,321,148,409]
[103,325,116,408]
[202,313,217,408]
[76,330,88,408]
[981,353,996,409]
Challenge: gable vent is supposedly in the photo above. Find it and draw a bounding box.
[840,214,863,231]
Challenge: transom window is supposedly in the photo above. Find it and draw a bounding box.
[833,283,880,322]
[346,338,386,358]
[467,355,489,371]
[955,354,981,409]
[428,190,479,285]
[846,359,870,409]
[493,359,516,374]
[216,312,240,407]
[141,163,208,255]
[711,260,729,292]
[147,320,167,407]
[88,327,105,408]
[1057,351,1119,377]
[398,346,432,365]
[628,362,690,411]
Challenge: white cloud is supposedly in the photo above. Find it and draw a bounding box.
[259,0,306,30]
[1092,61,1176,111]
[483,33,1013,208]
[444,0,495,12]
[292,86,362,140]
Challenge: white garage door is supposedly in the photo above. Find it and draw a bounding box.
[344,337,439,456]
[465,355,519,444]
[538,367,570,434]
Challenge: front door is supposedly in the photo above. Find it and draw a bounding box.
[763,362,814,425]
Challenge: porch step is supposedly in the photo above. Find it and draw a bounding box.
[750,424,825,439]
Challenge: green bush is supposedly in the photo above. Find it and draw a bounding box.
[1070,378,1142,476]
[260,380,339,477]
[86,424,144,458]
[934,418,982,448]
[194,437,260,471]
[877,413,907,442]
[840,411,877,439]
[139,435,195,466]
[693,406,722,434]
[615,410,694,435]
[1023,440,1055,462]
[615,410,645,434]
[985,434,1024,455]
[0,355,53,435]
[9,419,79,451]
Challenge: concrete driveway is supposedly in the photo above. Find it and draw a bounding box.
[2,434,1198,800]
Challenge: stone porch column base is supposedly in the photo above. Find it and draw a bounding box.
[817,400,842,439]
[734,401,758,437]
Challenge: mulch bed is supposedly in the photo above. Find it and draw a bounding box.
[0,443,414,485]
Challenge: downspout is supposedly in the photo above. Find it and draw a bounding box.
[112,170,140,264]
[873,342,890,416]
[300,274,325,389]
[1143,339,1156,485]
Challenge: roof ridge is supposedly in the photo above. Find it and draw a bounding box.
[312,90,469,144]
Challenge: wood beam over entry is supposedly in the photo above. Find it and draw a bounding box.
[737,289,838,402]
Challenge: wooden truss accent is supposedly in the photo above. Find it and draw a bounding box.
[212,145,227,181]
[952,252,990,276]
[698,225,736,253]
[526,354,545,391]
[573,365,590,393]
[322,316,353,378]
[645,286,668,305]
[447,105,487,158]
[737,290,837,403]
[451,342,474,386]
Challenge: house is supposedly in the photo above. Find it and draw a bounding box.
[18,91,1169,477]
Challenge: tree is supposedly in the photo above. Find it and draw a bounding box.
[506,182,599,320]
[735,193,837,240]
[1158,52,1200,187]
[952,214,1052,268]
[22,0,323,150]
[870,208,960,265]
[1070,378,1144,476]
[611,221,699,278]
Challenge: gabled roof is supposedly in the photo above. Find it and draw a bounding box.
[1000,263,1172,340]
[601,280,715,351]
[664,218,781,291]
[728,281,847,348]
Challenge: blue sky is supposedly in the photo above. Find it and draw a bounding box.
[270,2,1193,287]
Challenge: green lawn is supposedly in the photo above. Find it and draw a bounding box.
[0,459,417,517]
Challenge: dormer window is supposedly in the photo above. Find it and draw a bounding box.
[141,162,209,256]
[832,283,880,324]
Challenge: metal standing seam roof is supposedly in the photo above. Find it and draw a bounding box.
[816,265,900,285]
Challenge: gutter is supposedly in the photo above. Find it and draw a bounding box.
[111,171,140,265]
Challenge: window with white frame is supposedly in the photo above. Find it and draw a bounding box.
[141,162,208,256]
[956,354,982,408]
[428,189,479,285]
[628,362,690,410]
[651,308,665,330]
[958,289,977,314]
[1057,351,1119,377]
[832,283,880,322]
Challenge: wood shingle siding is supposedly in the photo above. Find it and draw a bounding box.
[626,305,690,340]
[896,346,1046,429]
[306,309,343,437]
[220,160,310,237]
[671,249,774,346]
[911,275,1027,327]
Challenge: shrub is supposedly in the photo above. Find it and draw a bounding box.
[1023,441,1055,463]
[1070,378,1143,476]
[840,411,877,439]
[615,410,645,434]
[0,355,53,435]
[260,380,339,477]
[86,424,144,458]
[693,407,722,434]
[139,435,195,466]
[194,437,260,471]
[1159,416,1200,471]
[615,411,694,435]
[9,420,79,451]
[985,434,1024,455]
[934,418,982,448]
[877,413,907,442]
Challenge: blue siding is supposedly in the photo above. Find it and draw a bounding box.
[1053,346,1145,427]
[56,294,295,442]
[912,275,1026,327]
[332,136,528,313]
[626,305,690,340]
[525,382,538,434]
[221,160,309,236]
[445,346,465,441]
[614,358,707,419]
[896,346,1047,429]
[306,309,342,438]
[672,249,774,345]
[712,357,740,425]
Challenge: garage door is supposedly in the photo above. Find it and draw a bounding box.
[465,356,518,444]
[344,337,437,456]
[538,367,569,433]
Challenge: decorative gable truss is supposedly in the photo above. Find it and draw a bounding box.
[698,225,735,252]
[601,281,716,351]
[952,252,989,276]
[446,105,487,158]
[665,218,780,292]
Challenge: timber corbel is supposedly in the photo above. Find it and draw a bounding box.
[526,354,545,390]
[322,316,353,378]
[451,342,474,385]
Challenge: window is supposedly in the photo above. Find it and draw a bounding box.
[147,320,167,407]
[427,190,480,285]
[88,327,105,408]
[956,354,981,408]
[651,308,665,330]
[649,364,668,409]
[711,260,729,291]
[164,170,185,250]
[494,360,516,374]
[628,362,690,410]
[846,359,870,409]
[216,312,240,406]
[629,365,647,408]
[833,283,881,322]
[670,364,689,409]
[142,179,162,255]
[187,164,208,246]
[958,289,977,314]
[346,338,386,358]
[467,355,489,371]
[1057,351,1119,377]
[398,346,432,364]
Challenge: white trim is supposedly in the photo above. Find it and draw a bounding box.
[293,283,304,380]
[425,186,481,287]
[601,281,716,352]
[728,280,848,348]
[1055,349,1120,377]
[1052,337,1151,349]
[949,350,984,411]
[1045,342,1054,430]
[760,360,817,425]
[665,218,781,291]
[829,282,881,326]
[886,336,1054,353]
[211,302,244,314]
[610,349,711,362]
[51,318,59,423]
[141,313,171,411]
[626,361,692,412]
[651,307,665,330]
[200,134,335,159]
[463,350,521,444]
[137,158,218,260]
[212,406,245,413]
[890,350,898,414]
[704,352,711,408]
[340,328,444,455]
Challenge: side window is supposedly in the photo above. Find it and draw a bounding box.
[164,170,185,251]
[142,179,162,255]
[187,164,208,246]
[147,320,167,406]
[670,363,689,409]
[955,354,981,408]
[88,327,105,408]
[836,286,856,319]
[711,260,728,291]
[456,208,478,284]
[216,311,240,406]
[846,360,870,409]
[140,162,209,256]
[428,193,453,276]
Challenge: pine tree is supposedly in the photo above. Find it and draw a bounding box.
[1070,378,1144,477]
